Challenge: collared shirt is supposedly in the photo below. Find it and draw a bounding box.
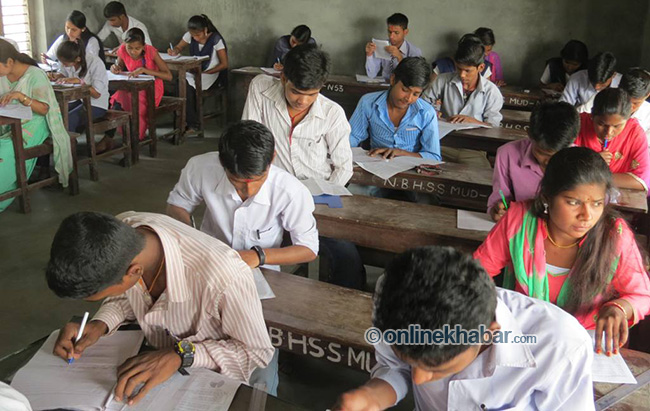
[92,212,274,383]
[560,70,622,106]
[365,40,422,80]
[97,16,152,45]
[487,139,543,210]
[57,54,109,110]
[45,34,100,61]
[241,74,353,185]
[372,288,595,411]
[166,152,319,272]
[349,90,441,160]
[423,72,504,126]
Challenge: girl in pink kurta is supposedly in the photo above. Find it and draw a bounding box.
[109,28,171,140]
[475,147,650,356]
[475,27,505,86]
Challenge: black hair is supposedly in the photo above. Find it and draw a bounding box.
[0,38,37,67]
[620,68,650,99]
[591,88,632,119]
[124,27,145,45]
[290,25,312,45]
[474,27,495,46]
[454,34,485,67]
[393,57,430,89]
[46,212,145,299]
[67,10,105,63]
[532,147,624,314]
[375,246,496,367]
[588,52,617,85]
[218,120,275,178]
[187,14,218,34]
[528,101,580,152]
[283,43,330,90]
[560,40,589,64]
[386,13,408,30]
[103,1,126,19]
[56,40,88,78]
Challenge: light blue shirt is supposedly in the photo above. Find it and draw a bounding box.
[349,90,441,160]
[365,40,422,80]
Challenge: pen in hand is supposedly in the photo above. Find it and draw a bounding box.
[499,189,509,211]
[69,311,89,364]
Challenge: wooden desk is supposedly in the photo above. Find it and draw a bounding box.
[162,58,205,137]
[500,85,547,111]
[500,108,531,131]
[442,125,527,154]
[108,78,156,164]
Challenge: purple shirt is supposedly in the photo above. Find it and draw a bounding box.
[487,139,543,210]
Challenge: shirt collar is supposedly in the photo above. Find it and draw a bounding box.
[520,140,542,172]
[373,90,423,125]
[215,173,240,202]
[214,166,273,206]
[451,73,487,95]
[398,40,409,55]
[262,78,326,121]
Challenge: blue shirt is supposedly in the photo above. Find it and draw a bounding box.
[349,90,441,160]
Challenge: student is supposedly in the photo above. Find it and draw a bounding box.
[97,1,151,47]
[488,101,579,221]
[168,15,228,134]
[335,246,595,410]
[423,36,503,167]
[431,34,492,81]
[476,147,650,354]
[474,27,505,86]
[365,13,422,80]
[99,28,171,152]
[42,10,105,64]
[618,68,650,149]
[561,51,621,106]
[167,120,318,273]
[46,211,275,405]
[0,40,73,212]
[242,43,352,185]
[540,39,589,92]
[53,41,108,133]
[574,88,650,191]
[269,24,316,70]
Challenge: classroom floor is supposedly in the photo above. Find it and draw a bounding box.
[0,118,413,410]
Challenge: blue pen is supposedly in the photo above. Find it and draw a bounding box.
[604,138,609,150]
[68,311,89,364]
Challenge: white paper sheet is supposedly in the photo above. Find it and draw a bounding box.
[301,178,352,196]
[0,104,32,120]
[107,71,155,82]
[158,54,209,63]
[437,120,491,139]
[38,62,58,71]
[372,38,391,60]
[587,330,637,384]
[261,67,281,75]
[355,74,387,84]
[252,268,275,300]
[11,329,144,411]
[457,210,496,232]
[50,81,81,88]
[352,147,441,180]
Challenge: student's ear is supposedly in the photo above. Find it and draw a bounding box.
[125,262,144,281]
[478,63,485,74]
[403,28,409,37]
[487,321,501,332]
[280,72,287,86]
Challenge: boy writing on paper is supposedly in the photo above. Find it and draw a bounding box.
[364,13,422,80]
[46,211,274,406]
[561,52,621,107]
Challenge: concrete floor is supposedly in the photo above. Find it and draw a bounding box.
[0,120,413,410]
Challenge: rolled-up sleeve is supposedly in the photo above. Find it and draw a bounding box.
[370,341,411,405]
[92,294,136,335]
[166,157,204,213]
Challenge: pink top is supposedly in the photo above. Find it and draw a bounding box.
[116,43,164,105]
[474,201,650,329]
[485,51,504,82]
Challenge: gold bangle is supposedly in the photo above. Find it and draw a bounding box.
[602,301,628,319]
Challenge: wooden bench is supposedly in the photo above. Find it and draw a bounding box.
[155,96,185,145]
[442,126,527,154]
[500,109,531,131]
[77,110,131,181]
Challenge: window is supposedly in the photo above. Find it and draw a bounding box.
[0,0,31,53]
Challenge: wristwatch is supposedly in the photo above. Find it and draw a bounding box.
[174,340,195,370]
[251,245,266,267]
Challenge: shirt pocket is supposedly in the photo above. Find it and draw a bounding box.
[292,133,326,160]
[401,124,424,147]
[250,225,282,246]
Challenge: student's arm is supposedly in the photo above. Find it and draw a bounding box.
[473,204,515,276]
[43,35,62,62]
[131,51,172,81]
[241,76,264,121]
[166,204,193,226]
[269,37,286,67]
[204,48,228,75]
[0,88,49,115]
[365,42,381,78]
[97,21,112,42]
[560,76,579,105]
[481,86,504,127]
[325,106,354,185]
[348,96,372,147]
[612,173,645,190]
[166,157,204,225]
[110,56,127,74]
[416,110,441,160]
[79,58,108,99]
[168,39,189,56]
[239,246,316,267]
[487,145,513,222]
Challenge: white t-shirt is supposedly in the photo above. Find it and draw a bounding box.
[45,34,100,61]
[182,31,225,90]
[97,16,152,45]
[57,54,109,110]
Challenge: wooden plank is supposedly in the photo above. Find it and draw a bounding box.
[500,109,531,131]
[441,126,527,153]
[500,85,547,111]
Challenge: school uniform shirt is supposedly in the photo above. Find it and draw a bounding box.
[241,74,353,185]
[365,40,422,80]
[0,383,31,411]
[574,113,650,191]
[57,54,109,110]
[166,152,319,272]
[540,63,570,85]
[182,31,226,90]
[487,139,543,211]
[424,72,504,126]
[45,34,100,61]
[92,212,275,383]
[372,287,595,410]
[349,90,441,160]
[560,69,622,106]
[97,15,152,45]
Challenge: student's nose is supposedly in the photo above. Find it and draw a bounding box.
[605,126,617,139]
[578,203,592,220]
[412,367,434,385]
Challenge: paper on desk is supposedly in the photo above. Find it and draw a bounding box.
[158,52,180,60]
[252,268,275,300]
[355,74,387,84]
[261,67,282,75]
[107,71,155,82]
[50,81,81,88]
[11,329,144,411]
[457,209,496,232]
[0,104,32,120]
[438,120,491,138]
[372,39,391,60]
[352,147,440,180]
[158,53,209,63]
[587,330,637,384]
[301,178,352,196]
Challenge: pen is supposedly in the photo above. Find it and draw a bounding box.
[169,42,174,53]
[69,311,89,364]
[499,189,509,210]
[604,138,609,150]
[257,229,261,239]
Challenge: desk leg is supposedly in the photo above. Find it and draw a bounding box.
[130,87,140,164]
[195,67,204,138]
[177,68,187,136]
[147,83,157,158]
[84,96,98,181]
[11,120,29,212]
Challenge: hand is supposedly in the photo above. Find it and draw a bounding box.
[384,45,402,60]
[333,387,382,411]
[595,303,629,356]
[128,67,147,78]
[365,42,376,57]
[0,92,25,107]
[47,72,63,81]
[110,64,122,74]
[369,147,409,159]
[273,62,284,71]
[600,150,613,166]
[40,53,49,64]
[494,79,507,87]
[110,47,119,54]
[449,115,480,124]
[114,348,181,406]
[237,249,261,268]
[167,48,178,56]
[490,202,507,222]
[56,77,81,85]
[53,320,108,362]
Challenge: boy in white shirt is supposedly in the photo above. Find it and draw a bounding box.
[561,52,621,107]
[335,246,594,411]
[620,68,650,150]
[97,1,152,47]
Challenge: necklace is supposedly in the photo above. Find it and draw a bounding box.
[147,255,165,294]
[544,221,580,249]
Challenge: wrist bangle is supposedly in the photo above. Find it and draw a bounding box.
[602,301,628,319]
[28,97,33,107]
[250,245,266,267]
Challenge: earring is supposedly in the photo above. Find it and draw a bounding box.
[543,203,549,214]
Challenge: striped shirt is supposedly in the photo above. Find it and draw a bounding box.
[92,212,274,383]
[241,74,353,185]
[349,90,441,160]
